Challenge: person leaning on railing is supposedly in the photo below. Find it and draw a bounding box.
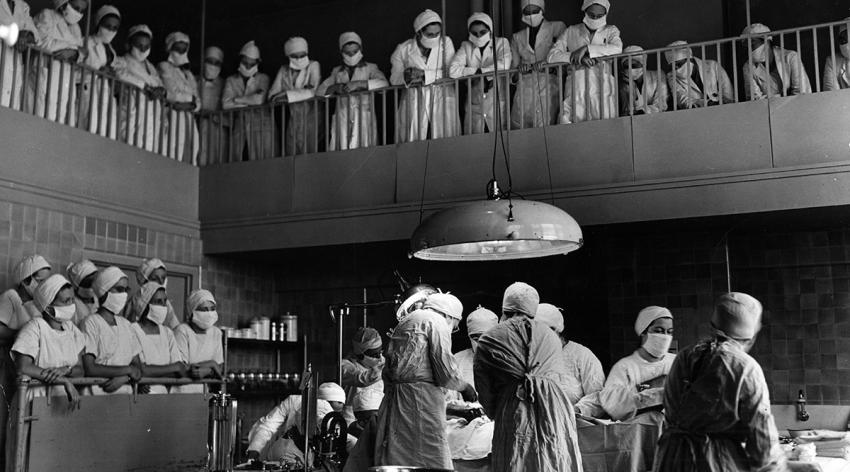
[158,31,201,164]
[547,0,623,125]
[664,40,734,109]
[390,9,460,144]
[317,32,388,152]
[741,23,811,101]
[449,12,511,135]
[197,45,226,165]
[130,282,188,394]
[269,37,322,156]
[81,266,144,395]
[0,0,38,110]
[32,0,87,125]
[171,289,224,394]
[824,18,850,91]
[509,0,565,130]
[114,24,168,156]
[80,4,120,139]
[222,40,271,162]
[618,45,669,116]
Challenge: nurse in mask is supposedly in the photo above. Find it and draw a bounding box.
[12,274,85,402]
[158,31,201,163]
[599,306,675,421]
[66,259,99,325]
[390,9,460,143]
[340,327,384,423]
[270,37,322,156]
[449,12,512,135]
[222,40,272,161]
[547,0,622,124]
[317,32,388,151]
[509,0,565,129]
[115,24,167,155]
[824,18,850,91]
[131,282,186,393]
[8,274,86,471]
[81,5,120,138]
[0,255,51,343]
[664,40,734,109]
[741,23,811,100]
[618,45,668,116]
[172,289,224,393]
[32,0,87,124]
[127,258,179,328]
[197,46,227,164]
[81,266,143,395]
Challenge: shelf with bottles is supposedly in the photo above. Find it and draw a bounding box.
[225,338,302,349]
[226,370,304,397]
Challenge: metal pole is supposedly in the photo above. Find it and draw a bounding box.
[362,288,367,327]
[725,237,732,293]
[745,0,752,27]
[337,307,345,384]
[12,375,30,472]
[199,0,207,110]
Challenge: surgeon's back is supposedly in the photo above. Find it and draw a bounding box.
[654,337,786,471]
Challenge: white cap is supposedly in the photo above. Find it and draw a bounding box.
[240,40,261,60]
[466,306,498,336]
[423,293,463,320]
[352,388,384,412]
[536,303,564,333]
[634,306,672,336]
[317,382,346,403]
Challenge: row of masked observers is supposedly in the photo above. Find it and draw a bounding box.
[4,0,848,165]
[0,254,225,463]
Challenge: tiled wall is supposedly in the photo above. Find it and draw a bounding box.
[0,201,202,290]
[604,226,850,406]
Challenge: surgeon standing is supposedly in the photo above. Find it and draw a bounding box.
[474,283,582,472]
[600,306,675,421]
[547,0,622,124]
[535,303,605,407]
[340,327,384,423]
[653,293,786,472]
[374,292,477,469]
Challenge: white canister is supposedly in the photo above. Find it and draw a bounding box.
[282,314,298,342]
[249,318,262,340]
[259,316,271,340]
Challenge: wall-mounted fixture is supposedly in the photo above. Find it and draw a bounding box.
[797,390,810,422]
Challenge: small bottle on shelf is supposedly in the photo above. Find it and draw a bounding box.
[270,322,278,341]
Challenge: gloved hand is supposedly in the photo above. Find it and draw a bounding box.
[461,384,478,403]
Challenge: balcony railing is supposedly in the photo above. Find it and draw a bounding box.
[2,19,848,166]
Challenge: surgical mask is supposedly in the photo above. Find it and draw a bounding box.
[628,67,644,81]
[239,63,258,78]
[419,35,441,50]
[583,14,607,30]
[361,355,381,368]
[204,63,221,80]
[841,43,850,59]
[147,305,168,325]
[469,32,491,49]
[50,304,77,322]
[643,333,673,358]
[750,44,767,63]
[62,4,83,25]
[102,292,128,314]
[169,51,190,67]
[675,61,691,79]
[522,12,544,28]
[290,56,309,71]
[23,278,38,297]
[192,310,218,330]
[131,47,150,62]
[343,51,363,67]
[97,27,117,44]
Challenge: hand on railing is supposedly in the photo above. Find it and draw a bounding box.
[404,67,425,85]
[14,30,36,53]
[53,48,80,63]
[144,84,167,101]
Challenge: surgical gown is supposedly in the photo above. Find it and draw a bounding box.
[600,350,675,421]
[373,309,465,469]
[474,316,583,472]
[317,62,388,151]
[269,62,322,156]
[653,338,786,472]
[509,20,566,129]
